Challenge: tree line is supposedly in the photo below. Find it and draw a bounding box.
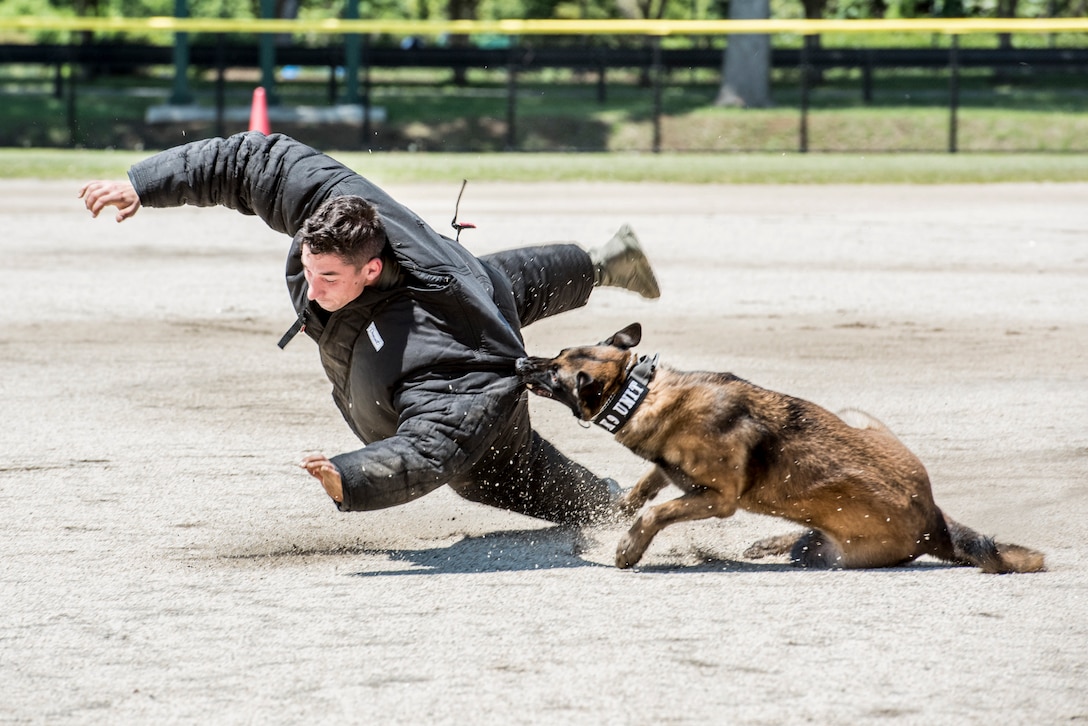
[3,0,1084,35]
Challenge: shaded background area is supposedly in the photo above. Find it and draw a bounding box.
[3,40,1088,152]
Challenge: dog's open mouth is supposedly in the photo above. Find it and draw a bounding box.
[515,357,559,400]
[523,381,555,400]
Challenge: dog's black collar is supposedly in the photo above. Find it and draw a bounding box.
[593,353,659,433]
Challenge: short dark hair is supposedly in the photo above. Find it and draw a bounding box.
[299,195,386,268]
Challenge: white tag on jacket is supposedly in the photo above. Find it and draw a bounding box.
[366,322,385,352]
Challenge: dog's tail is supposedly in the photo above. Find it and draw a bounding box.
[943,515,1046,574]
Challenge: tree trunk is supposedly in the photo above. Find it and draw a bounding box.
[997,0,1019,49]
[448,0,480,86]
[715,0,771,108]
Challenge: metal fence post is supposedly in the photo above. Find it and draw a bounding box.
[862,49,873,104]
[169,0,193,105]
[596,45,607,104]
[327,49,339,105]
[214,30,226,137]
[343,0,361,105]
[65,41,78,146]
[362,35,373,147]
[506,42,519,151]
[259,0,278,105]
[948,34,960,153]
[799,38,810,153]
[651,36,663,154]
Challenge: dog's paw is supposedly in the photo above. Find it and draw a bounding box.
[615,533,646,569]
[743,532,801,560]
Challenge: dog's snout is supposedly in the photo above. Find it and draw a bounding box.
[514,357,532,377]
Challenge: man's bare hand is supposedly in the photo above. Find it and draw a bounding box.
[300,454,344,504]
[79,180,142,223]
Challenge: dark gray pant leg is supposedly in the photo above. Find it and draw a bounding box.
[451,396,613,525]
[481,244,595,327]
[456,244,608,524]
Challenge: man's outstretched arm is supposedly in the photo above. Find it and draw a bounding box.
[82,132,357,238]
[318,373,523,512]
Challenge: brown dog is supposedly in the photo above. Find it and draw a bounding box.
[515,323,1045,573]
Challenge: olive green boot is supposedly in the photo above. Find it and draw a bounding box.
[589,224,661,300]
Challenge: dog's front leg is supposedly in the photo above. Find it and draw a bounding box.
[617,465,672,517]
[616,487,738,569]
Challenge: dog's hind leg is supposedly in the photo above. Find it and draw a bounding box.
[788,529,847,569]
[616,486,737,569]
[744,530,846,568]
[746,530,918,569]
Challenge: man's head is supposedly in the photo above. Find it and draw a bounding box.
[298,195,387,312]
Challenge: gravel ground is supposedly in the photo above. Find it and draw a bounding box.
[2,178,1085,725]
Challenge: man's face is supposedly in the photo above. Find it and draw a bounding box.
[301,245,381,312]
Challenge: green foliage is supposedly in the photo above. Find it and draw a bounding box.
[2,0,1087,37]
[189,0,256,18]
[0,0,73,42]
[0,0,68,15]
[512,0,623,19]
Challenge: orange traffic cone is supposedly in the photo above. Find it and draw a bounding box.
[248,86,270,135]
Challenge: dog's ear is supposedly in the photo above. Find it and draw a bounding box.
[602,323,641,350]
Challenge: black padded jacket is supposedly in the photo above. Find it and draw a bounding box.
[128,132,528,511]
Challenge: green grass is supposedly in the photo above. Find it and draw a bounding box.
[0,148,147,179]
[5,147,1088,183]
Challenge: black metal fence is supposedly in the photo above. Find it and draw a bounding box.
[3,41,1088,151]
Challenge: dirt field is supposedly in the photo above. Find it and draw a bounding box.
[2,178,1086,724]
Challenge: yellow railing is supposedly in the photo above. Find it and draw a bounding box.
[2,17,1088,37]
